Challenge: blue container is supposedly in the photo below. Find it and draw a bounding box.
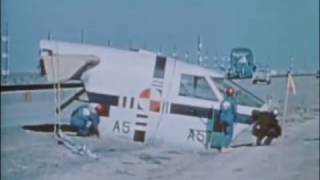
[206,112,227,149]
[210,132,226,148]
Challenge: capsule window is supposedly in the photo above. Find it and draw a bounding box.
[153,56,166,79]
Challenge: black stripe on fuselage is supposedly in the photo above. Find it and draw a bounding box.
[170,103,213,119]
[136,114,148,118]
[170,103,253,124]
[130,97,134,109]
[152,79,163,84]
[135,122,147,126]
[122,96,127,108]
[1,82,83,92]
[151,83,163,88]
[87,92,119,106]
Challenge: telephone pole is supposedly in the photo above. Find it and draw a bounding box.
[2,21,10,81]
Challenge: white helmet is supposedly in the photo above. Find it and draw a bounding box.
[273,109,279,116]
[90,103,103,114]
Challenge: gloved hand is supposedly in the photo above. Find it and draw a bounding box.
[95,129,100,138]
[89,126,100,138]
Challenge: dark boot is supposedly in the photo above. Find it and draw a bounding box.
[263,137,273,145]
[256,136,263,146]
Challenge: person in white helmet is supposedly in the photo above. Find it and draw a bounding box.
[218,86,238,152]
[70,103,103,137]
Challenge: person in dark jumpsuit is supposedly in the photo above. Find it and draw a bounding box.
[251,109,281,145]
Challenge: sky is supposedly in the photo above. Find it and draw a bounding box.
[1,0,319,72]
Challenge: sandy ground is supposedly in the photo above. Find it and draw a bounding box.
[1,111,318,180]
[1,77,319,180]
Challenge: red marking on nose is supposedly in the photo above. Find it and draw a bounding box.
[140,89,151,99]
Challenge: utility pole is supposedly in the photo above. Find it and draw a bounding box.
[47,31,52,40]
[143,41,147,49]
[129,39,132,49]
[197,35,203,65]
[158,45,163,54]
[289,56,294,73]
[172,44,177,58]
[185,51,190,63]
[2,21,9,82]
[80,30,85,43]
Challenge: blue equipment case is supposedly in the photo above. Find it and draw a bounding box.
[206,111,226,149]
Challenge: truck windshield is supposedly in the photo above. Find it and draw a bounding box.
[211,77,264,108]
[230,48,254,65]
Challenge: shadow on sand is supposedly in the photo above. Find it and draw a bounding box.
[22,123,77,133]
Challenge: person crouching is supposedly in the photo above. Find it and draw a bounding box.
[70,104,103,137]
[251,110,282,145]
